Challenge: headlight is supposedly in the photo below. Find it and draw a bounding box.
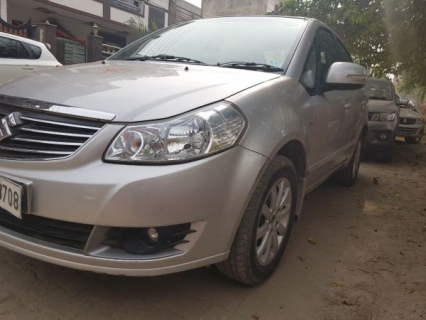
[104,102,246,164]
[417,118,425,124]
[369,113,396,122]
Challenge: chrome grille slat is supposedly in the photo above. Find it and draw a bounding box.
[18,127,93,138]
[19,116,101,131]
[11,137,84,147]
[0,145,74,155]
[0,104,105,160]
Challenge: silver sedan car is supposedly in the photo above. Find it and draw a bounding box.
[0,17,367,285]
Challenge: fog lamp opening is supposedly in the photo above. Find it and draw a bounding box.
[147,227,159,244]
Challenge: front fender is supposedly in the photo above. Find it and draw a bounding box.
[227,76,310,160]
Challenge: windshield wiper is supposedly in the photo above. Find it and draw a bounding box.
[125,54,206,65]
[218,61,284,72]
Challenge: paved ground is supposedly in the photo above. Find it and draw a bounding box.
[0,138,425,320]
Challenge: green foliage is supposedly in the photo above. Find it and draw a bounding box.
[272,0,394,77]
[384,0,426,101]
[272,0,426,103]
[126,16,158,37]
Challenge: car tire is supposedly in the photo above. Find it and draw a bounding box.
[405,137,420,144]
[381,147,394,163]
[216,155,297,285]
[334,138,363,186]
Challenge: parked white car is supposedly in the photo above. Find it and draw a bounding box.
[0,32,62,85]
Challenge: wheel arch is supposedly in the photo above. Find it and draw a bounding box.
[275,139,307,180]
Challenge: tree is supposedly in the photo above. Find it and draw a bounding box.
[384,0,426,100]
[126,16,158,37]
[272,0,426,103]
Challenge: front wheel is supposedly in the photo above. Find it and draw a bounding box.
[216,156,297,285]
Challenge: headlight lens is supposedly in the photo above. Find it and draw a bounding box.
[369,113,396,122]
[417,118,425,124]
[105,102,246,163]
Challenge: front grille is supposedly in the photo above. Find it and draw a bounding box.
[400,118,417,125]
[0,209,93,250]
[398,127,419,133]
[0,104,105,160]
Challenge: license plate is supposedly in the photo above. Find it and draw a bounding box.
[0,176,22,219]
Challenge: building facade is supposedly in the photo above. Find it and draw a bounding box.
[202,0,280,17]
[0,0,201,64]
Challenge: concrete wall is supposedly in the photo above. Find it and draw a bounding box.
[49,0,103,16]
[202,0,268,17]
[266,0,280,13]
[176,0,201,16]
[0,0,8,21]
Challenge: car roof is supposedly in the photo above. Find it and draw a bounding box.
[197,15,311,22]
[0,31,45,48]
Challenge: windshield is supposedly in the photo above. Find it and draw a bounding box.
[365,81,394,101]
[110,17,307,69]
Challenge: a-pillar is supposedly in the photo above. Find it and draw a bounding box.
[34,22,57,56]
[87,35,103,63]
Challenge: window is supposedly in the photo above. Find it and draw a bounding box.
[317,29,338,88]
[111,17,307,67]
[26,43,42,59]
[335,38,352,63]
[301,40,317,94]
[0,36,31,59]
[0,36,19,58]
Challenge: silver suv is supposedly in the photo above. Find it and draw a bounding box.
[0,17,367,285]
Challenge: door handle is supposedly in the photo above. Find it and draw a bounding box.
[22,65,34,70]
[343,103,352,109]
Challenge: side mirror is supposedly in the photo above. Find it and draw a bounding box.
[398,99,409,106]
[325,62,367,91]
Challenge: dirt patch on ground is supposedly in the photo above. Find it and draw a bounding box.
[319,138,426,320]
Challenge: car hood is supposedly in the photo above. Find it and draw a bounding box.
[399,107,420,119]
[367,99,398,113]
[0,61,280,122]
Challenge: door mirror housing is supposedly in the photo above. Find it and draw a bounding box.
[325,62,367,91]
[397,99,409,107]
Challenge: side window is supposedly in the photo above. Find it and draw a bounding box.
[27,43,42,59]
[17,41,30,59]
[317,29,338,87]
[335,38,352,63]
[0,36,19,58]
[0,37,31,59]
[300,40,317,94]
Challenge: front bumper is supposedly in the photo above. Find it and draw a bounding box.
[397,123,425,138]
[366,120,397,151]
[0,124,267,276]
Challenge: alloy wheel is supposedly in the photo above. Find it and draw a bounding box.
[256,178,292,266]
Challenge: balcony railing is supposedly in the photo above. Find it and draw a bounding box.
[102,43,122,58]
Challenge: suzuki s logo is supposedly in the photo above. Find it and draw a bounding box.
[0,112,22,142]
[403,119,407,124]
